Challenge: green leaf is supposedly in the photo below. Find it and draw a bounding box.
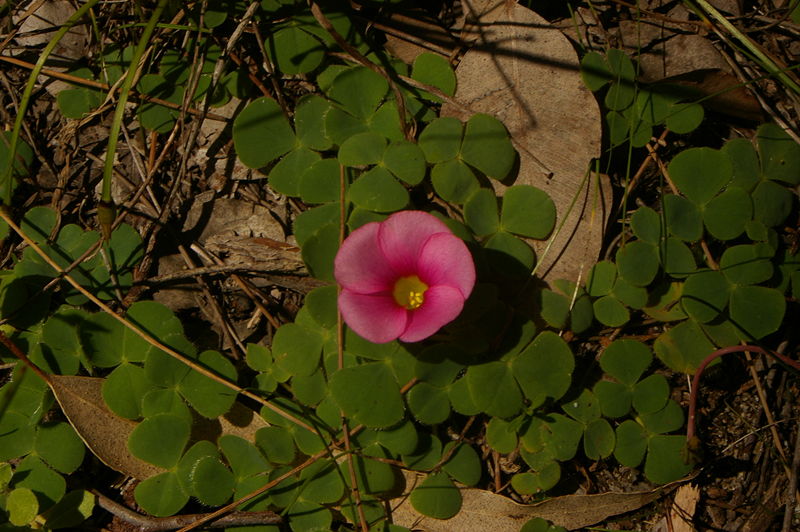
[486,417,518,454]
[464,188,500,236]
[220,435,270,480]
[729,285,785,340]
[442,442,481,486]
[605,110,630,146]
[665,102,704,134]
[592,295,629,327]
[101,363,152,419]
[512,331,574,408]
[349,166,409,212]
[134,471,188,517]
[668,147,732,204]
[376,419,418,456]
[600,339,652,385]
[500,185,556,239]
[57,88,103,119]
[418,117,462,163]
[539,289,570,329]
[584,418,615,460]
[233,97,296,169]
[287,500,332,531]
[128,413,190,469]
[681,270,729,323]
[660,237,696,279]
[752,179,793,227]
[408,382,450,425]
[703,186,752,241]
[177,350,238,418]
[299,459,345,504]
[410,472,462,519]
[43,489,94,529]
[11,455,65,508]
[631,206,661,245]
[7,487,38,526]
[294,202,340,247]
[720,244,773,285]
[594,380,632,418]
[327,67,388,119]
[190,456,234,506]
[34,422,85,474]
[616,241,659,287]
[724,137,760,191]
[301,222,339,281]
[431,159,478,203]
[299,158,340,204]
[757,123,800,185]
[605,81,635,111]
[645,435,692,484]
[466,362,522,418]
[460,113,516,180]
[614,420,648,467]
[632,374,670,414]
[580,51,612,91]
[562,388,601,424]
[663,194,703,242]
[641,399,684,434]
[295,94,332,150]
[338,132,387,167]
[611,277,648,309]
[325,106,368,145]
[272,323,324,378]
[269,147,321,196]
[636,88,675,124]
[267,25,324,75]
[586,260,617,297]
[382,140,426,185]
[412,53,456,98]
[330,363,404,428]
[256,426,296,465]
[369,100,405,141]
[654,319,716,373]
[484,231,534,278]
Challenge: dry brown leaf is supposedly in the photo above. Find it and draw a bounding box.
[441,0,611,283]
[50,375,269,480]
[393,470,692,531]
[668,483,700,532]
[50,375,163,481]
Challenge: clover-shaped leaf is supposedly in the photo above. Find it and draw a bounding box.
[233,97,296,169]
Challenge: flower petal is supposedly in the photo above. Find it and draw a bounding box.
[377,211,451,275]
[416,232,476,298]
[334,221,397,294]
[339,290,408,344]
[399,285,465,342]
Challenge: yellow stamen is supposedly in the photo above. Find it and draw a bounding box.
[392,275,429,310]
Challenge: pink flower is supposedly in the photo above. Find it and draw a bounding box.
[334,211,476,344]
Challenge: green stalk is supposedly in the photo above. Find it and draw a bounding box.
[101,0,168,212]
[687,0,800,96]
[1,0,101,204]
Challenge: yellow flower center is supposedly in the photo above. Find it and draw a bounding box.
[392,275,429,310]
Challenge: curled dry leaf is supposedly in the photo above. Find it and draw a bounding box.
[441,0,611,283]
[50,375,268,481]
[393,469,695,531]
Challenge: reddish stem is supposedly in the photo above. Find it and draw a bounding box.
[687,344,800,443]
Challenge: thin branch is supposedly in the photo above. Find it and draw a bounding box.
[93,490,281,531]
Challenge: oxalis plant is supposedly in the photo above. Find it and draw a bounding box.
[0,1,798,531]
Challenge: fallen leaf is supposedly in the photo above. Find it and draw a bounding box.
[50,375,269,480]
[441,0,611,284]
[50,375,163,481]
[393,470,694,531]
[668,483,700,532]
